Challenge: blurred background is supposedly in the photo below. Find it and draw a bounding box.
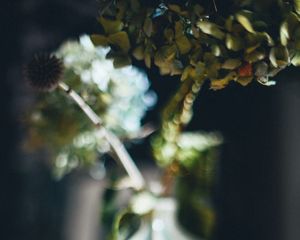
[2,0,300,240]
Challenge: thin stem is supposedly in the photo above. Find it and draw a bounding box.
[58,82,145,190]
[212,0,218,12]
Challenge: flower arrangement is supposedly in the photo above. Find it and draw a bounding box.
[23,0,300,239]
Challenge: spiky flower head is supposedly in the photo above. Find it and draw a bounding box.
[24,53,64,91]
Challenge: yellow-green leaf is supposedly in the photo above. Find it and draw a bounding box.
[168,4,181,13]
[295,0,300,14]
[144,51,151,68]
[176,35,192,54]
[210,72,237,90]
[132,45,144,60]
[109,31,131,52]
[244,50,266,63]
[236,76,253,86]
[236,11,255,33]
[222,59,242,70]
[143,18,153,37]
[98,17,124,34]
[113,55,132,68]
[197,21,225,40]
[291,51,300,66]
[280,21,290,46]
[226,34,243,51]
[90,34,109,46]
[269,46,289,68]
[181,66,194,81]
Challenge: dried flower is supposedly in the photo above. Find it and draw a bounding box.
[24,53,64,91]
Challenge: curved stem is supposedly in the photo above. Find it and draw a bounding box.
[58,82,145,190]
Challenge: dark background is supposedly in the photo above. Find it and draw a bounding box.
[2,0,300,240]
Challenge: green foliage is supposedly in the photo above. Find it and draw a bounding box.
[95,0,300,90]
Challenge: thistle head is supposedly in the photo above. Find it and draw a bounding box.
[24,53,64,91]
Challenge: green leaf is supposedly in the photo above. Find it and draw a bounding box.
[291,51,300,66]
[109,31,131,52]
[161,45,177,61]
[225,34,243,51]
[254,61,268,78]
[175,21,184,38]
[280,20,290,46]
[236,11,255,33]
[210,72,237,90]
[90,34,109,46]
[236,76,253,86]
[170,59,184,76]
[144,51,151,68]
[132,45,144,60]
[164,28,174,43]
[181,66,195,81]
[294,0,300,14]
[269,46,289,68]
[98,17,124,34]
[244,50,266,63]
[143,17,153,37]
[197,21,225,40]
[225,15,234,32]
[113,54,132,68]
[168,4,181,13]
[222,59,242,70]
[280,13,300,46]
[176,35,192,54]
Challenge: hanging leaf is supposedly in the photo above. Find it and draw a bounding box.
[109,31,131,52]
[161,45,177,61]
[164,28,174,43]
[143,17,153,37]
[98,17,124,34]
[269,46,290,68]
[211,44,222,56]
[210,72,237,90]
[144,50,152,68]
[132,45,144,60]
[244,50,265,63]
[225,16,234,32]
[236,11,255,33]
[113,54,132,68]
[222,59,242,70]
[176,36,192,54]
[236,76,253,86]
[90,34,109,46]
[280,13,300,46]
[170,59,184,76]
[225,34,243,51]
[197,21,225,40]
[280,21,290,46]
[294,0,300,14]
[291,51,300,66]
[254,61,269,78]
[181,66,195,81]
[168,4,182,13]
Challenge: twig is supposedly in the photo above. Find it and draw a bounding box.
[58,82,145,190]
[212,0,218,12]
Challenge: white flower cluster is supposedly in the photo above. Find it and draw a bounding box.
[56,35,156,135]
[43,35,157,177]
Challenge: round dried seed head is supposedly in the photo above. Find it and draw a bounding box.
[24,53,64,91]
